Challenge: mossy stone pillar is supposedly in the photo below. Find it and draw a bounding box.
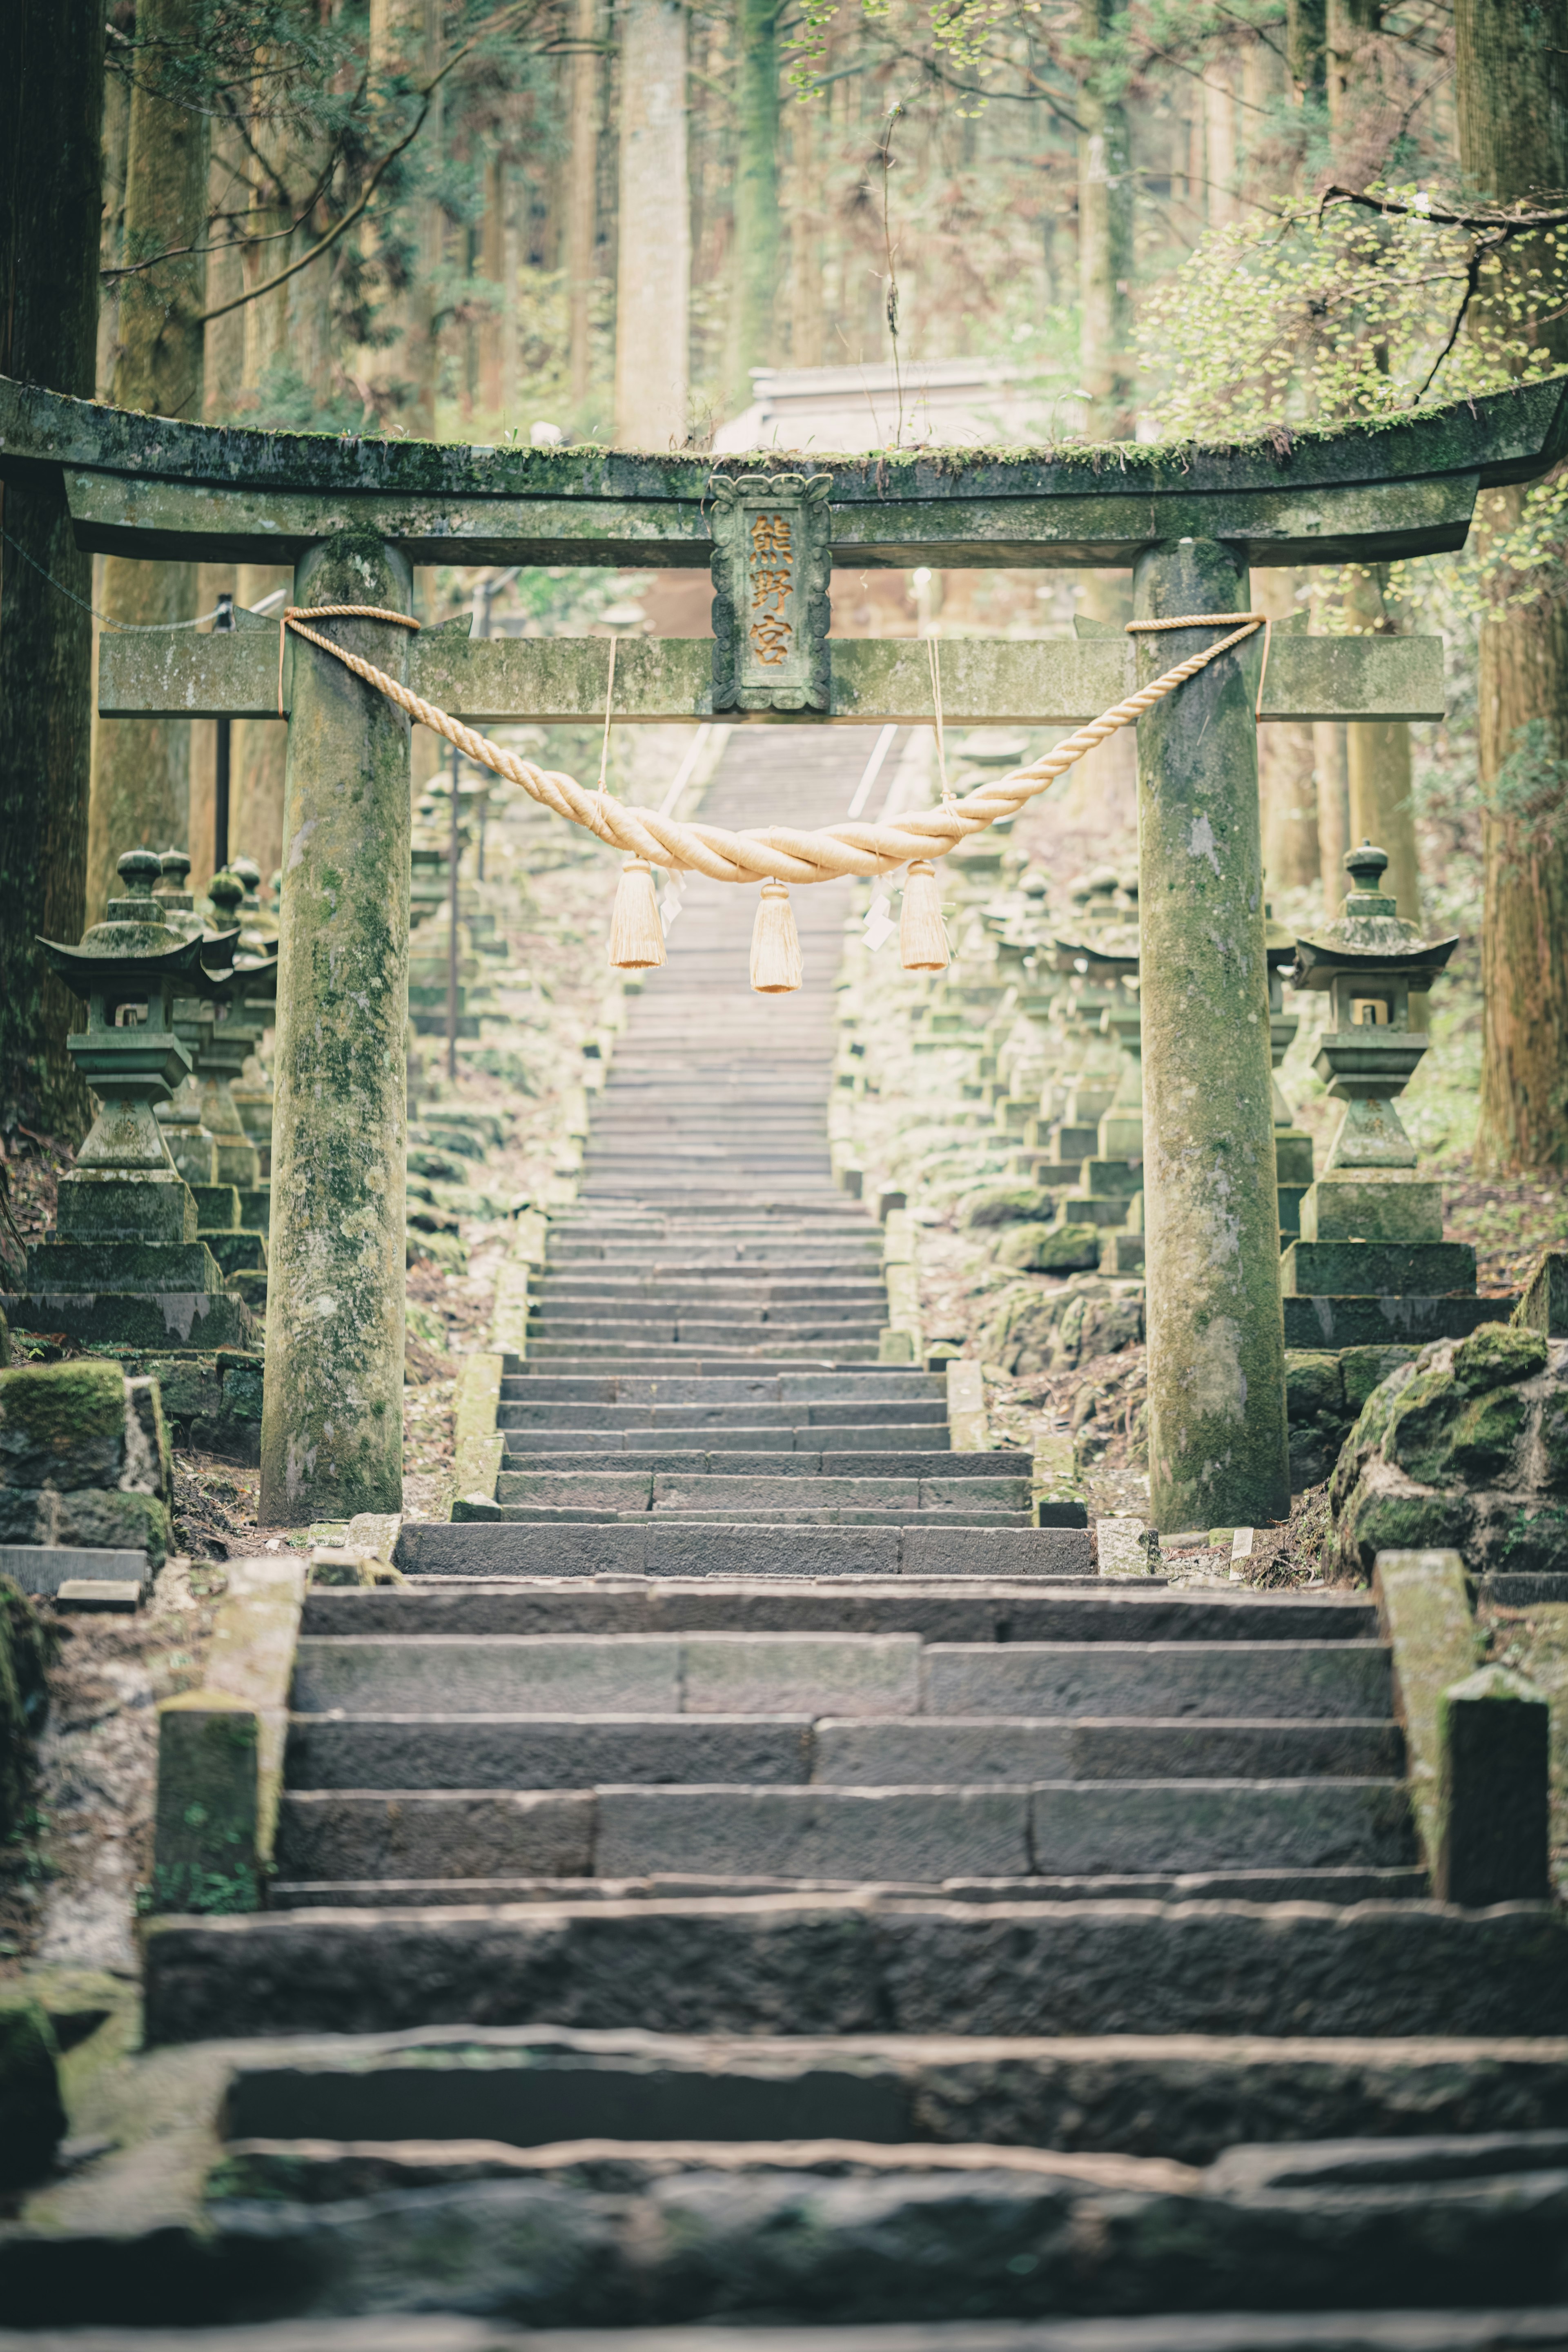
[259,536,412,1522]
[1133,539,1289,1530]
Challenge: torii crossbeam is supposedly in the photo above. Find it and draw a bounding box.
[6,370,1564,1531]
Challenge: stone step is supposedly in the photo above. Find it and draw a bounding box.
[491,1470,1031,1515]
[499,1425,956,1454]
[533,1283,890,1308]
[140,1895,1568,2043]
[490,1504,1034,1529]
[302,1581,1377,1644]
[290,1634,1388,1720]
[498,1401,950,1428]
[211,2020,1568,2166]
[500,1450,1020,1482]
[529,1309,890,1336]
[266,1863,1432,1911]
[498,1373,947,1401]
[522,1339,885,1362]
[272,1780,1413,1886]
[282,1713,1402,1795]
[395,1523,1094,1578]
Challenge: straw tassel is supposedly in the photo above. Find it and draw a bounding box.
[750,879,803,995]
[899,859,950,972]
[608,856,666,969]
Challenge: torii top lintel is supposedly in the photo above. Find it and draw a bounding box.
[3,370,1566,571]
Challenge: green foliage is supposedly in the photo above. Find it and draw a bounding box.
[1139,187,1568,614]
[1141,189,1568,437]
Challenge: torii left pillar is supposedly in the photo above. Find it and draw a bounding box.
[259,535,413,1522]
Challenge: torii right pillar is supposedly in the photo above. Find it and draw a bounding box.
[1134,539,1290,1532]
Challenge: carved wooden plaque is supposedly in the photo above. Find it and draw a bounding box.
[709,472,832,713]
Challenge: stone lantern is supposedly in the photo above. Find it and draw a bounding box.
[1282,842,1509,1345]
[5,851,256,1350]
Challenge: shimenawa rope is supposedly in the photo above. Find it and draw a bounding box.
[275,602,1270,890]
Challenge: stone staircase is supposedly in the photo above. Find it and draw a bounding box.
[123,732,1568,2330]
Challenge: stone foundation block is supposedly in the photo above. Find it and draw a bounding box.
[1301,1173,1443,1243]
[151,1693,261,1915]
[54,1170,194,1244]
[1516,1245,1568,1338]
[1283,1239,1477,1296]
[1436,1663,1551,1906]
[0,1357,129,1489]
[0,1993,66,2189]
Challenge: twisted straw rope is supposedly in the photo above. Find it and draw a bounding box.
[280,604,1267,887]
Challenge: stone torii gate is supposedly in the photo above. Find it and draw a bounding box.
[5,371,1564,1534]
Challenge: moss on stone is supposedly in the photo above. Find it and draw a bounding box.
[0,1577,53,1841]
[961,1186,1062,1231]
[1345,1481,1472,1568]
[0,1359,127,1490]
[0,1993,67,2189]
[994,1221,1102,1274]
[1454,1322,1548,1396]
[1285,1350,1343,1421]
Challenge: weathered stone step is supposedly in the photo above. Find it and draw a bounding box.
[303,1580,1375,1644]
[501,1452,1019,1483]
[293,1630,929,1716]
[397,1522,1093,1578]
[534,1282,889,1307]
[210,2020,1568,2167]
[273,1780,1412,1886]
[141,1895,1568,2043]
[492,1505,1035,1529]
[529,1308,889,1335]
[282,1714,1401,1796]
[491,1470,1030,1515]
[500,1426,958,1457]
[522,1341,884,1363]
[291,1634,1386,1720]
[498,1400,949,1428]
[266,1862,1432,1911]
[499,1373,947,1403]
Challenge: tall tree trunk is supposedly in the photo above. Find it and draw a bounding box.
[89,0,209,923]
[788,96,824,367]
[614,0,689,445]
[1313,721,1351,909]
[479,154,505,417]
[1077,0,1133,440]
[1204,54,1238,227]
[567,0,599,413]
[1256,573,1320,891]
[1287,0,1328,101]
[365,0,438,434]
[0,0,102,1137]
[1339,564,1421,922]
[727,0,781,415]
[1457,0,1568,1173]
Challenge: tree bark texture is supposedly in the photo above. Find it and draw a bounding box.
[567,0,599,412]
[1255,573,1319,893]
[365,0,438,436]
[615,0,689,446]
[1077,0,1134,440]
[90,0,209,924]
[1287,0,1327,101]
[727,0,782,415]
[1457,0,1568,1172]
[1313,720,1351,911]
[0,0,102,1136]
[1342,567,1420,924]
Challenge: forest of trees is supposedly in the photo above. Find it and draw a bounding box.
[2,0,1567,1176]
